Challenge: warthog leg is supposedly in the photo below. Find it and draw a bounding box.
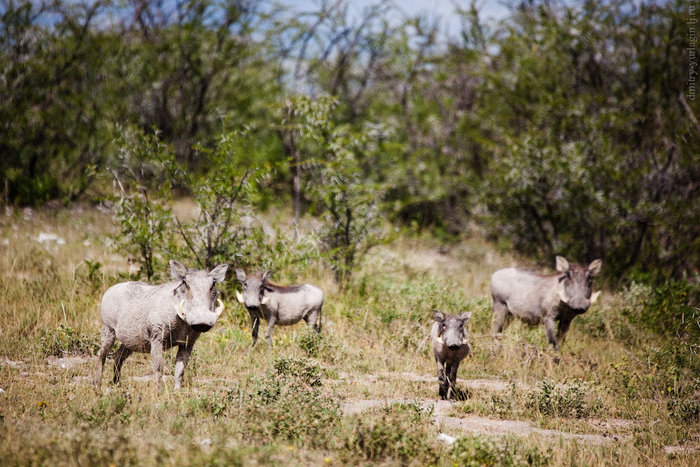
[492,298,511,336]
[250,314,260,346]
[94,324,115,387]
[150,339,164,388]
[113,344,133,383]
[436,357,448,400]
[265,315,277,345]
[303,307,322,333]
[173,342,194,391]
[555,318,573,351]
[544,317,558,349]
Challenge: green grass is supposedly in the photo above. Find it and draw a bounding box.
[0,204,698,466]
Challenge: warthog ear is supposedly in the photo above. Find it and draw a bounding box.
[588,259,602,276]
[555,256,570,273]
[459,312,472,323]
[433,310,445,323]
[235,269,246,282]
[262,270,272,283]
[170,260,188,280]
[209,264,229,283]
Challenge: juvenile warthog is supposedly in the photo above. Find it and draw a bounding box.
[94,260,228,390]
[235,269,323,345]
[490,256,602,350]
[432,310,472,400]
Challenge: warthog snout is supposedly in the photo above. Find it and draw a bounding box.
[191,323,213,333]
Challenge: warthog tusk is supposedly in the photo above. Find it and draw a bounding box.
[215,298,225,316]
[175,300,186,320]
[235,291,244,303]
[261,295,269,305]
[558,289,569,304]
[591,290,601,304]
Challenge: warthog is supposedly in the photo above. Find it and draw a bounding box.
[490,256,602,350]
[432,310,472,400]
[235,269,323,345]
[94,260,228,390]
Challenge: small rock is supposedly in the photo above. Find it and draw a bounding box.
[2,359,25,368]
[200,438,213,447]
[437,432,456,445]
[37,232,65,245]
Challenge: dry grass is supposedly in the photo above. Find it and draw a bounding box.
[0,204,698,466]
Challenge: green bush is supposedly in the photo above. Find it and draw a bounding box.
[527,379,599,419]
[76,392,132,427]
[449,435,551,467]
[667,398,700,425]
[241,358,339,447]
[341,403,440,464]
[40,324,98,357]
[640,280,700,345]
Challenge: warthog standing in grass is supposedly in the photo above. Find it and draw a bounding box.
[235,269,323,345]
[432,310,472,400]
[94,260,228,390]
[490,256,602,350]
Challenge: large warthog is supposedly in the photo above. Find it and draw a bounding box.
[94,260,228,390]
[432,310,472,400]
[235,269,323,345]
[490,256,602,350]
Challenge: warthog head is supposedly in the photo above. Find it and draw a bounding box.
[433,310,472,351]
[172,260,228,333]
[234,269,272,312]
[555,256,602,312]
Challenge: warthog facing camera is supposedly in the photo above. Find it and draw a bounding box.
[235,269,323,345]
[94,260,228,390]
[490,256,602,350]
[432,310,472,400]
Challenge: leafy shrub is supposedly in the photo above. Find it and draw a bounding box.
[76,392,132,427]
[449,435,551,467]
[241,358,339,447]
[298,329,322,358]
[489,383,520,418]
[12,427,141,467]
[273,356,323,387]
[40,324,98,357]
[186,389,239,419]
[341,403,440,464]
[640,280,700,345]
[527,379,599,419]
[667,398,700,425]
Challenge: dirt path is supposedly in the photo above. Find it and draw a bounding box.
[340,398,632,445]
[334,371,532,392]
[0,358,643,447]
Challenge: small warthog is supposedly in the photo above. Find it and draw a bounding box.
[432,310,472,400]
[235,269,323,345]
[490,256,602,350]
[94,260,228,390]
